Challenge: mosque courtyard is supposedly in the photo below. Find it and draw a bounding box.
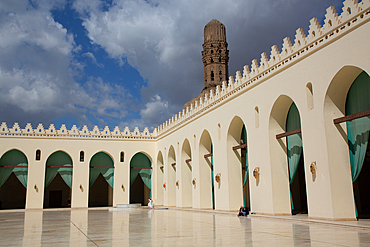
[0,207,370,246]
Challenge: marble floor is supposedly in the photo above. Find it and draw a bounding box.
[0,208,370,247]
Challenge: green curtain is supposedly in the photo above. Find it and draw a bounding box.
[89,152,114,188]
[139,169,151,190]
[286,103,303,210]
[130,153,152,196]
[0,150,28,188]
[242,126,249,208]
[45,151,73,188]
[0,167,13,188]
[13,165,28,188]
[345,71,370,218]
[45,166,73,188]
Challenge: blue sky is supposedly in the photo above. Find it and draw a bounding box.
[0,0,345,132]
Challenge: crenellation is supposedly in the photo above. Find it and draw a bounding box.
[36,124,45,134]
[342,0,361,22]
[11,123,22,133]
[243,65,250,80]
[307,18,322,42]
[293,28,307,50]
[281,37,293,57]
[112,126,121,136]
[123,126,130,136]
[80,125,90,135]
[251,59,259,75]
[204,93,209,106]
[92,126,100,136]
[58,124,68,135]
[46,124,56,135]
[270,45,281,64]
[227,77,234,91]
[323,6,341,32]
[0,122,8,133]
[260,52,269,69]
[69,125,78,135]
[235,71,242,86]
[143,127,150,137]
[222,80,228,95]
[24,123,34,134]
[215,85,221,98]
[133,127,140,136]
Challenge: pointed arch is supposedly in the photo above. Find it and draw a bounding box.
[227,116,250,211]
[199,129,214,209]
[181,138,192,207]
[130,152,152,205]
[89,151,114,207]
[44,150,73,208]
[0,149,28,209]
[166,145,176,206]
[156,151,164,205]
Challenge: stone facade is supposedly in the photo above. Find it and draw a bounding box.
[1,0,370,221]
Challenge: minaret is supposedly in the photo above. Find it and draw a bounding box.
[201,19,229,92]
[184,19,229,109]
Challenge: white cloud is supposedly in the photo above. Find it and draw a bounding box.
[0,0,134,128]
[74,0,344,129]
[83,52,104,67]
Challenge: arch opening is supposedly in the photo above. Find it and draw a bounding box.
[181,139,192,207]
[227,116,250,211]
[0,149,28,209]
[269,95,307,215]
[89,152,114,207]
[286,103,307,215]
[44,151,73,208]
[129,152,152,206]
[156,151,164,206]
[199,130,214,209]
[166,146,176,206]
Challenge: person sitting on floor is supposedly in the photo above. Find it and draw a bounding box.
[148,198,154,209]
[238,206,249,217]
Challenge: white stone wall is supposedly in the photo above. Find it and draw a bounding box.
[1,0,370,220]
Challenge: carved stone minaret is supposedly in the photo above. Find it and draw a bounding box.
[184,19,229,109]
[202,19,229,92]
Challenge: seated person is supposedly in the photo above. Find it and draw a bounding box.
[148,198,154,209]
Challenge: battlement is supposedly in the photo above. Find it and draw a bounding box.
[0,122,156,140]
[156,0,370,137]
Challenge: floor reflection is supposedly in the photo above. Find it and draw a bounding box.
[0,208,370,246]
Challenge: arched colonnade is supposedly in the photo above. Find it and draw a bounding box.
[154,66,370,220]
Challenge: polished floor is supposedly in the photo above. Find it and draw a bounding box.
[0,208,370,246]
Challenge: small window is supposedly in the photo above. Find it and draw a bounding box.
[36,149,41,161]
[80,151,84,162]
[211,71,214,81]
[211,58,214,63]
[120,152,124,162]
[219,50,221,53]
[219,58,221,62]
[211,50,214,54]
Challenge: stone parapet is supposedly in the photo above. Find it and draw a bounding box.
[156,0,370,138]
[0,122,156,140]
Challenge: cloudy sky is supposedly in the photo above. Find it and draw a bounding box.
[0,0,345,132]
